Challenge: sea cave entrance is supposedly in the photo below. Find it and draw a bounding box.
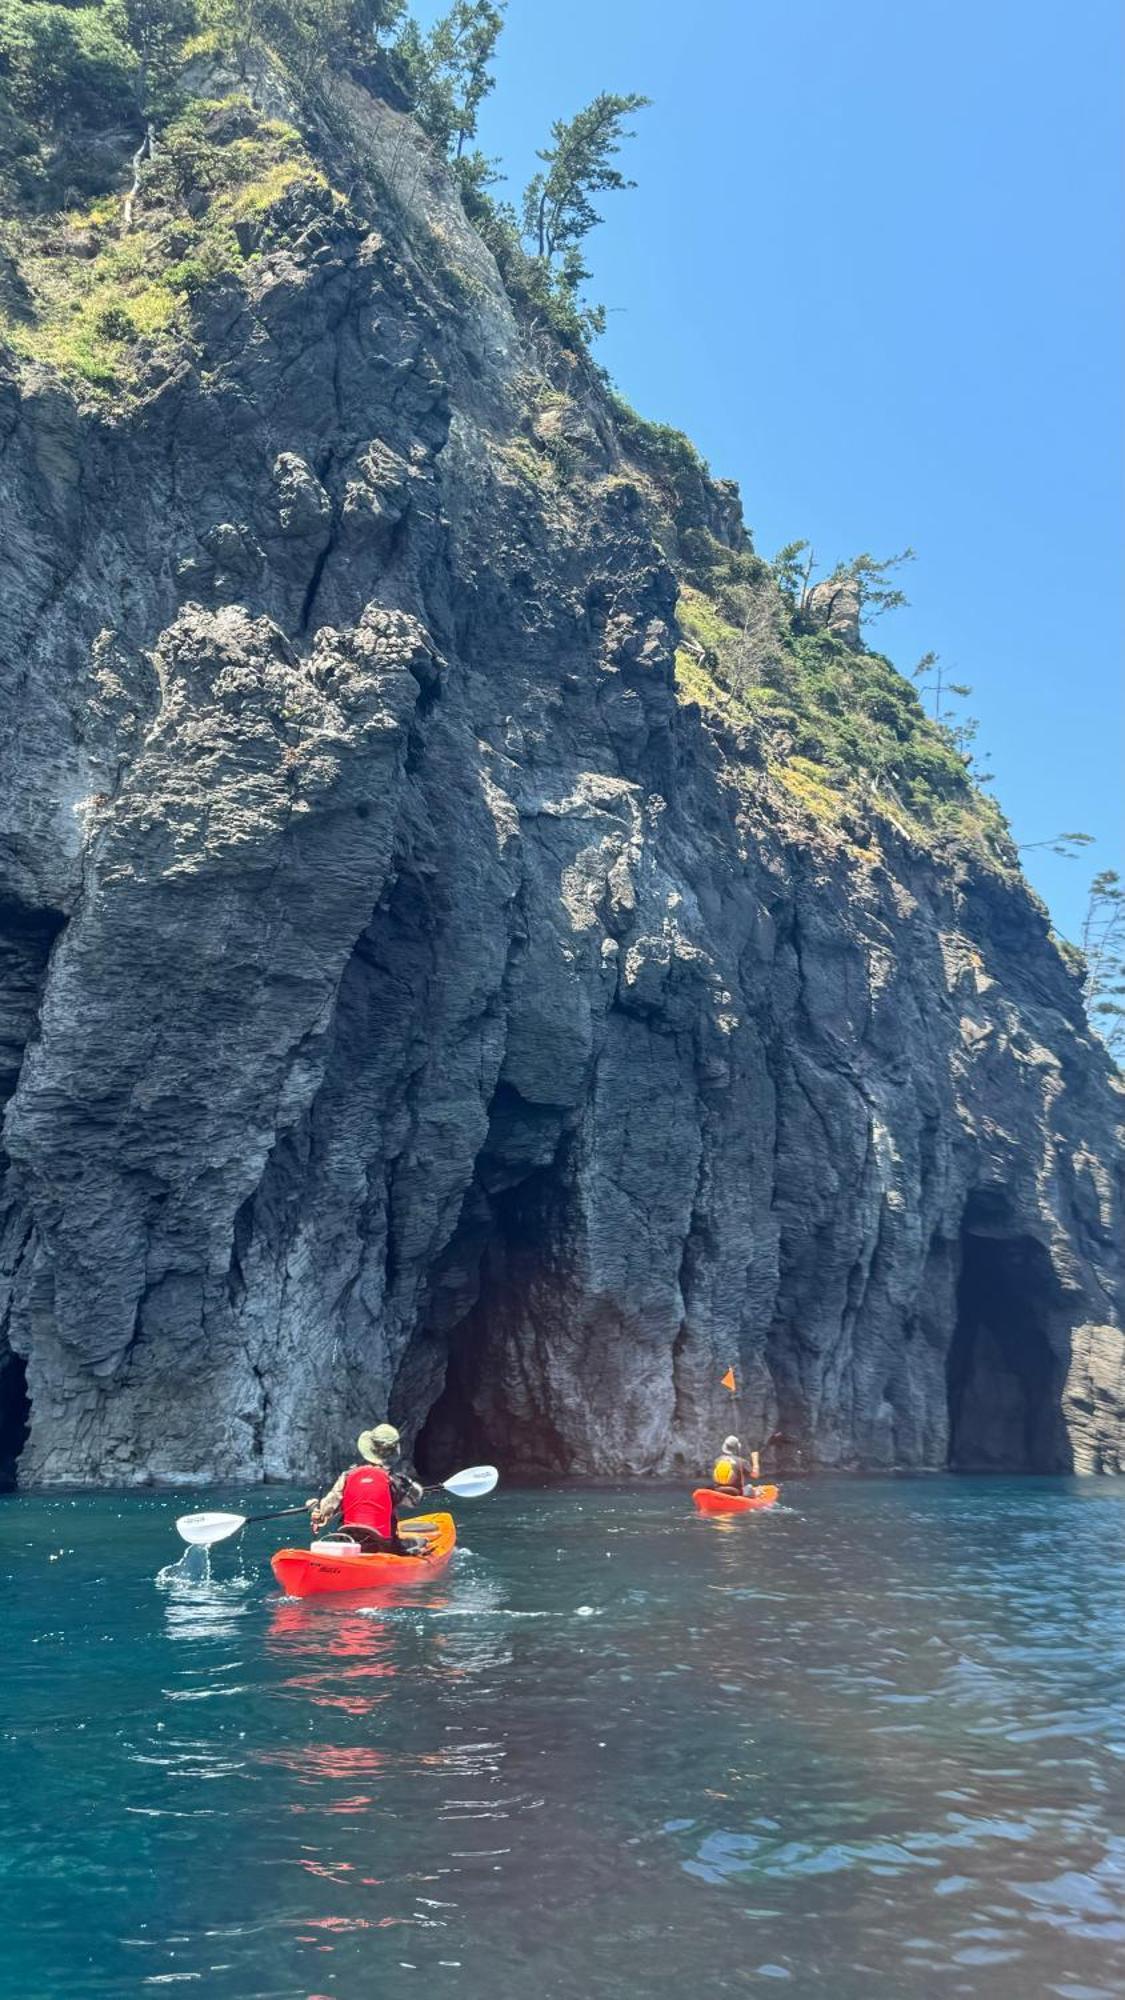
[0,1350,29,1490]
[409,1088,577,1481]
[946,1192,1070,1471]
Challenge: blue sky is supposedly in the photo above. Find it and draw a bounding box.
[417,0,1121,941]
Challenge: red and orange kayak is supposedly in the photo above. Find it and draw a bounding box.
[692,1485,779,1516]
[271,1512,456,1597]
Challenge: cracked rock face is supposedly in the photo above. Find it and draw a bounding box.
[0,88,1121,1486]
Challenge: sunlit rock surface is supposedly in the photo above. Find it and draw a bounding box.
[0,89,1120,1485]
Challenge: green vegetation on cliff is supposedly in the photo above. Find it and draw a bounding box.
[0,0,644,341]
[0,89,328,384]
[603,394,1012,865]
[673,574,1012,859]
[0,0,1015,871]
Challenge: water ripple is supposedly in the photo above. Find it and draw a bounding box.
[2,1476,1123,1998]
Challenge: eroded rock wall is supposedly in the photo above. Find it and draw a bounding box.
[1,90,1121,1484]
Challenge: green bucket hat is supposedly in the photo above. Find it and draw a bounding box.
[357,1423,401,1464]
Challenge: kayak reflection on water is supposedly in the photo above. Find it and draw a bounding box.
[266,1606,409,1717]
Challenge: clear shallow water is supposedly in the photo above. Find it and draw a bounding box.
[2,1479,1124,2000]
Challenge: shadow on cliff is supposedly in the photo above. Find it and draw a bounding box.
[0,1351,30,1490]
[0,898,63,1488]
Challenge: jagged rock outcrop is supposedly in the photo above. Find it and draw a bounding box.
[804,574,862,648]
[0,82,1121,1485]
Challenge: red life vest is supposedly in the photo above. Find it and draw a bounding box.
[341,1464,394,1539]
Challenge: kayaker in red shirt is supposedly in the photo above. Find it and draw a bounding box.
[306,1424,424,1553]
[712,1435,761,1496]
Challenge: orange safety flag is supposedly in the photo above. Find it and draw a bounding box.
[721,1367,737,1393]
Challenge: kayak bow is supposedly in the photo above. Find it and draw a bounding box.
[271,1511,457,1596]
[692,1485,779,1516]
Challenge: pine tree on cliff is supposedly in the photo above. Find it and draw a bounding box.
[1082,870,1125,1061]
[123,0,196,113]
[396,0,506,158]
[520,91,649,332]
[523,89,650,259]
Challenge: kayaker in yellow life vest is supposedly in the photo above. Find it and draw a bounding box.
[712,1435,761,1496]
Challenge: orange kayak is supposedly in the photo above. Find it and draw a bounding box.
[271,1512,456,1597]
[693,1485,779,1515]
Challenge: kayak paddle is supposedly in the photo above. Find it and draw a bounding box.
[423,1464,499,1499]
[174,1464,500,1546]
[175,1504,310,1547]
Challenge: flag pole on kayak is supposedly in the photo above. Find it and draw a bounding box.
[720,1366,796,1470]
[717,1364,749,1488]
[721,1364,747,1471]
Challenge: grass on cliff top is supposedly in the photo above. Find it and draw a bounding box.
[606,390,1012,867]
[674,581,1014,864]
[0,94,332,390]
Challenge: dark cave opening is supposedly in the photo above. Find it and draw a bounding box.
[412,1095,575,1480]
[947,1197,1070,1472]
[0,1351,30,1490]
[413,1313,495,1480]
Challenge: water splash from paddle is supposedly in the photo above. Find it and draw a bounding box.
[156,1543,211,1587]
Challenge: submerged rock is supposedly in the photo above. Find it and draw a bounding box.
[0,80,1120,1486]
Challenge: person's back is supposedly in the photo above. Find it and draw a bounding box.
[309,1424,423,1552]
[340,1461,395,1542]
[712,1434,759,1496]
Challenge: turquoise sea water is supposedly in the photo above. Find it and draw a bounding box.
[2,1478,1123,1999]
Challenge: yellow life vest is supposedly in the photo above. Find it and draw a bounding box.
[713,1456,736,1487]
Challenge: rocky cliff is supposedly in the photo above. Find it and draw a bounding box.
[0,61,1121,1486]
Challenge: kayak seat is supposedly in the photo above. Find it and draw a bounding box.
[336,1523,413,1555]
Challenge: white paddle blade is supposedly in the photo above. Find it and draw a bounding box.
[175,1510,247,1547]
[441,1464,499,1498]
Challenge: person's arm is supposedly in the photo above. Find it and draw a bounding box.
[387,1467,424,1553]
[391,1467,424,1511]
[749,1449,760,1483]
[311,1470,346,1530]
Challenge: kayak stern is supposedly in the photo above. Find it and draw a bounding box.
[271,1511,457,1596]
[692,1485,779,1515]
